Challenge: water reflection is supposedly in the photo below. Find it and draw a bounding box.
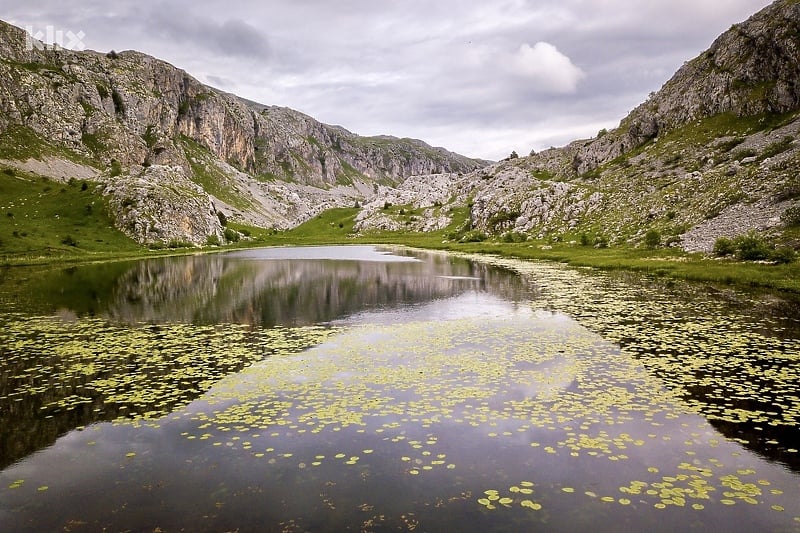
[1,247,800,531]
[1,246,529,326]
[0,247,528,468]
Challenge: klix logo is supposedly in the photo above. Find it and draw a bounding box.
[25,25,86,51]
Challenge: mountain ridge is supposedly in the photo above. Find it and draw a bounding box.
[0,19,485,245]
[2,1,800,255]
[355,0,800,254]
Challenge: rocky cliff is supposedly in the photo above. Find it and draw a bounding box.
[0,20,485,245]
[355,0,800,253]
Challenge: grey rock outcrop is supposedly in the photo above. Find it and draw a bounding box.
[102,165,223,246]
[0,19,486,244]
[353,1,800,253]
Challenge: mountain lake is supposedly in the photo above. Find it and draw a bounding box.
[0,245,798,532]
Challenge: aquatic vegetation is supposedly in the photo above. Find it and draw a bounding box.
[0,248,798,531]
[0,313,339,467]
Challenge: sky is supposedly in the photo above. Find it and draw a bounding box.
[5,0,774,160]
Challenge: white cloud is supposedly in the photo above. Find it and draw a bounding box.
[1,0,775,160]
[509,42,585,93]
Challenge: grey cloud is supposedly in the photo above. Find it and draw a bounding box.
[144,9,270,60]
[1,0,776,160]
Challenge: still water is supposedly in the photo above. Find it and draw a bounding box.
[0,245,798,531]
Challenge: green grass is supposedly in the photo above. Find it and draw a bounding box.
[272,208,360,243]
[2,157,797,294]
[181,135,255,210]
[0,125,99,169]
[0,169,142,262]
[248,204,800,293]
[430,241,800,293]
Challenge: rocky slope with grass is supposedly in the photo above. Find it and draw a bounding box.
[0,19,485,246]
[355,0,800,255]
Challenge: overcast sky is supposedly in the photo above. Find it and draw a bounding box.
[6,0,773,160]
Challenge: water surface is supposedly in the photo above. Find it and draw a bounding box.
[1,245,798,531]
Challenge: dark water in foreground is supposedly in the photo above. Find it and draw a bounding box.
[0,245,798,532]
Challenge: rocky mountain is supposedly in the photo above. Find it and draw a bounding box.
[357,0,800,253]
[3,0,799,254]
[0,19,485,245]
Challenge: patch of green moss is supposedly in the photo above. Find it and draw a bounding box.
[336,161,364,186]
[0,125,96,167]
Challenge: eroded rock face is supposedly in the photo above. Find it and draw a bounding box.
[570,0,800,176]
[103,166,223,246]
[0,19,486,244]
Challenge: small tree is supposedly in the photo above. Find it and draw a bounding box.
[644,229,661,248]
[509,151,519,159]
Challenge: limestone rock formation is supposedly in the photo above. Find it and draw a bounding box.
[0,19,485,244]
[102,165,224,246]
[361,0,800,253]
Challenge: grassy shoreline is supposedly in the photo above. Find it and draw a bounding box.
[3,206,799,294]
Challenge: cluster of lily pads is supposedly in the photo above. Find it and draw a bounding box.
[1,251,799,529]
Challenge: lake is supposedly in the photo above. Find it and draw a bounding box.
[0,245,798,531]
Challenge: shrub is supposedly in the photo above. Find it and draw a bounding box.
[383,201,392,210]
[217,211,228,227]
[733,148,757,161]
[713,237,736,256]
[169,239,193,249]
[106,50,119,59]
[223,228,240,242]
[460,230,488,243]
[96,84,110,99]
[781,205,800,227]
[594,235,609,248]
[61,235,78,247]
[142,125,158,149]
[178,99,190,116]
[771,247,796,264]
[579,233,591,246]
[109,160,122,177]
[205,235,221,246]
[3,168,14,176]
[111,89,125,115]
[644,229,661,248]
[734,232,770,261]
[501,231,527,243]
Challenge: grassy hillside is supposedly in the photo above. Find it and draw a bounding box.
[251,206,800,293]
[0,167,142,262]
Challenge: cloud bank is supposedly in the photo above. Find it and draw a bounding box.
[5,0,773,160]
